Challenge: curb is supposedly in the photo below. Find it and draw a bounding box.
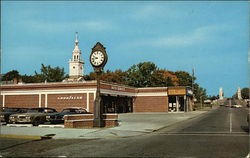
[7,124,33,127]
[0,134,41,140]
[38,125,64,128]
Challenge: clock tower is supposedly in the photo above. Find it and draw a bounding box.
[69,32,84,81]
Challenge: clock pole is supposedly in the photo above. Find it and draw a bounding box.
[93,67,104,127]
[90,42,108,128]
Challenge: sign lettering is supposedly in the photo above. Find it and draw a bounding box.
[57,96,83,100]
[111,86,125,91]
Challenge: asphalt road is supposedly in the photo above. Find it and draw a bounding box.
[0,106,249,157]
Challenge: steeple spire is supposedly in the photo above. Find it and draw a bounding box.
[73,32,80,53]
[69,32,84,80]
[75,32,79,45]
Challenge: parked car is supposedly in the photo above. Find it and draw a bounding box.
[9,108,57,126]
[0,107,28,123]
[46,107,91,124]
[231,105,242,108]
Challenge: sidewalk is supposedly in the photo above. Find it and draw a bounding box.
[0,110,211,139]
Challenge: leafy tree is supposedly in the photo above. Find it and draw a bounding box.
[151,69,176,87]
[102,69,127,84]
[175,71,195,87]
[207,95,219,100]
[232,88,249,99]
[34,64,66,82]
[1,70,20,81]
[174,71,207,102]
[241,88,249,99]
[193,83,207,102]
[125,62,157,87]
[84,69,127,85]
[21,75,38,83]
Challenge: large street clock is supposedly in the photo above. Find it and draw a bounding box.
[90,42,108,72]
[90,42,108,127]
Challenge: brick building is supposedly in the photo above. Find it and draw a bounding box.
[0,81,193,113]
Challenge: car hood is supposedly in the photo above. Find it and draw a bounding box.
[0,112,15,115]
[10,113,45,117]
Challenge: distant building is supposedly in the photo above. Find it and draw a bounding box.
[219,88,224,100]
[237,87,242,100]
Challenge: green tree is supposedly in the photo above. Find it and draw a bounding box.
[21,75,38,83]
[207,95,219,100]
[84,69,127,85]
[1,70,20,81]
[151,69,175,87]
[174,71,207,102]
[125,62,157,87]
[241,88,249,99]
[102,69,127,84]
[175,71,195,87]
[34,64,66,82]
[193,83,207,102]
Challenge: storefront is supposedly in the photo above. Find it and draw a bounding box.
[0,81,173,113]
[167,87,193,112]
[102,95,133,113]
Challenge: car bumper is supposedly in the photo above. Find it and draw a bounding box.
[9,117,32,123]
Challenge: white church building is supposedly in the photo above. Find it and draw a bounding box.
[67,32,84,81]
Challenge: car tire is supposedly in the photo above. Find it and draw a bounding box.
[33,118,40,126]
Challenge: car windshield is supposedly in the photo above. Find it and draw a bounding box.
[62,108,86,113]
[62,109,76,113]
[2,108,20,112]
[27,109,41,113]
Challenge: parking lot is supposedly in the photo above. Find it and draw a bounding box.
[0,110,210,139]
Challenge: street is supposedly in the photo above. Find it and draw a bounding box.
[0,106,249,157]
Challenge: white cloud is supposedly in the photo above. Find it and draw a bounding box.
[130,4,183,20]
[19,20,115,32]
[124,24,230,48]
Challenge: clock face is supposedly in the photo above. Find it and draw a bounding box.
[90,51,105,67]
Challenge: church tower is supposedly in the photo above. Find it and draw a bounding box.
[69,32,84,80]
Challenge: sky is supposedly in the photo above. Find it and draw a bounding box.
[1,1,249,97]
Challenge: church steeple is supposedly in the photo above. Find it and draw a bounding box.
[75,32,79,46]
[72,32,81,60]
[69,32,84,80]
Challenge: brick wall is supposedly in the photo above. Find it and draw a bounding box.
[41,94,45,107]
[47,93,87,112]
[133,96,168,112]
[5,95,39,108]
[89,93,94,113]
[64,114,118,128]
[0,95,2,107]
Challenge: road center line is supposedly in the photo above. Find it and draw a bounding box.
[229,111,232,133]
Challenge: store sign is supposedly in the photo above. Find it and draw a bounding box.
[111,86,125,91]
[168,89,186,95]
[57,96,83,100]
